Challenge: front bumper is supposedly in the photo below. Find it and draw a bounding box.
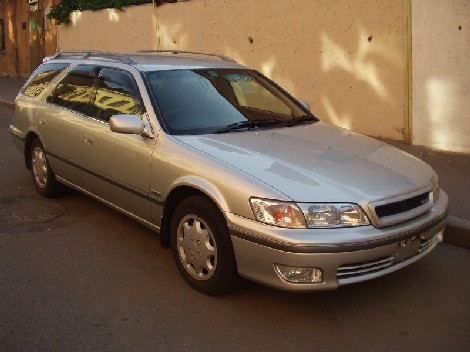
[227,191,448,291]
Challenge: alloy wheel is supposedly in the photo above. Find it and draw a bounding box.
[32,147,48,188]
[176,214,217,281]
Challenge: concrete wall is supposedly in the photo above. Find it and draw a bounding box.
[58,0,408,141]
[412,0,470,153]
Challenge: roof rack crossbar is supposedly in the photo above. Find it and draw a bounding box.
[46,49,237,65]
[136,50,237,63]
[50,50,137,65]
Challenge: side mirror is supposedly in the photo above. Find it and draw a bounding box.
[300,100,311,111]
[109,114,145,134]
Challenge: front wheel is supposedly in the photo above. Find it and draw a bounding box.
[170,195,240,295]
[29,139,62,198]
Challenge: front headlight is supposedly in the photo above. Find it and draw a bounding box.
[298,203,370,228]
[250,198,370,229]
[249,198,306,228]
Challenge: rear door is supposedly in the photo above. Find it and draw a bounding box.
[39,64,99,182]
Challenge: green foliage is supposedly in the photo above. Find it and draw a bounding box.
[48,0,155,25]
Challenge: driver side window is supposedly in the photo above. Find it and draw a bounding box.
[93,68,144,122]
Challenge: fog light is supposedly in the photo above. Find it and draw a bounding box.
[274,264,323,284]
[437,230,444,243]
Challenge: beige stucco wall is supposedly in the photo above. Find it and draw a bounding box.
[57,4,158,52]
[412,0,470,153]
[58,0,407,140]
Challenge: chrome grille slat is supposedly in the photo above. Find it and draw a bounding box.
[337,256,394,279]
[419,237,436,253]
[338,256,394,271]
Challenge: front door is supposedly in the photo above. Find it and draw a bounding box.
[78,67,155,222]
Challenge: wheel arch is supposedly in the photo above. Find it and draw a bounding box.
[24,132,41,170]
[159,180,229,248]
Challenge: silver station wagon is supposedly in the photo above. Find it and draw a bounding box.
[10,50,449,295]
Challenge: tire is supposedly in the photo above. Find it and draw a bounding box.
[170,195,241,295]
[29,139,62,198]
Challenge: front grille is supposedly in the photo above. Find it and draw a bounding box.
[337,235,439,283]
[375,192,430,218]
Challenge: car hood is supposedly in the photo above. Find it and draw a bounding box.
[174,122,434,203]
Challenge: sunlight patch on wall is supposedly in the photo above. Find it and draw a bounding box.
[107,9,120,23]
[7,17,14,43]
[159,22,188,49]
[260,57,276,78]
[70,11,83,26]
[321,95,352,130]
[320,31,389,101]
[425,77,457,150]
[260,57,297,98]
[45,31,53,42]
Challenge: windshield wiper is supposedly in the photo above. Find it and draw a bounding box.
[287,115,317,127]
[214,119,282,134]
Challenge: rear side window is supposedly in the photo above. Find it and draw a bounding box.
[47,65,100,116]
[22,63,69,98]
[93,68,143,122]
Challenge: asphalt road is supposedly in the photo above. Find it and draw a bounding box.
[1,106,469,352]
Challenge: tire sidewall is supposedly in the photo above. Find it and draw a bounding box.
[170,195,239,295]
[29,139,59,198]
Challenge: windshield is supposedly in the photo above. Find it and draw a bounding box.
[145,69,315,135]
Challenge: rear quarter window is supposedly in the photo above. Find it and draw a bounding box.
[22,63,69,98]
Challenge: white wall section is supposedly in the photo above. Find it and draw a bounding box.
[412,0,470,153]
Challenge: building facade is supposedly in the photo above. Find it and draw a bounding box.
[0,0,58,77]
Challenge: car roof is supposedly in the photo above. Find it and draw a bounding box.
[130,54,247,71]
[43,50,248,72]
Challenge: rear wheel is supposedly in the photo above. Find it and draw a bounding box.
[170,195,240,295]
[29,139,62,197]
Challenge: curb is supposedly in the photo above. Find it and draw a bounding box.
[444,216,470,250]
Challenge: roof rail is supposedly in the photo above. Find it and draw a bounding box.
[136,50,237,63]
[47,50,138,65]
